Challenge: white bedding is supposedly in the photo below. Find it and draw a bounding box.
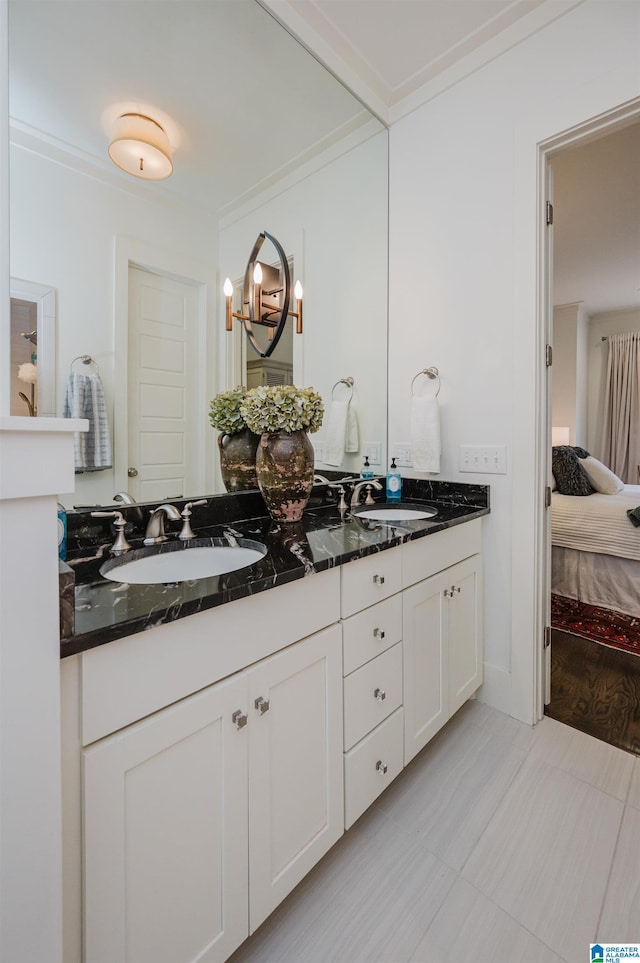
[551,484,640,561]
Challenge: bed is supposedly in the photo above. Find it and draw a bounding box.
[551,484,640,617]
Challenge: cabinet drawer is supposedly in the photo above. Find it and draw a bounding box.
[343,642,402,751]
[342,594,402,676]
[401,519,481,588]
[340,546,402,618]
[344,708,404,830]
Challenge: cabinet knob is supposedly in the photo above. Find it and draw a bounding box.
[373,574,385,585]
[232,710,248,729]
[373,627,385,640]
[254,696,270,715]
[374,687,386,702]
[444,588,451,598]
[454,585,461,594]
[376,760,388,775]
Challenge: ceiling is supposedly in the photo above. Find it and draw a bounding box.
[260,0,584,123]
[9,0,637,315]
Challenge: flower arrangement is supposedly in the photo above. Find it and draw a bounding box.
[240,384,324,435]
[208,387,250,436]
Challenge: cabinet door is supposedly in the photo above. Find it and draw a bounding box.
[83,674,248,963]
[248,624,343,932]
[448,555,483,716]
[402,569,450,765]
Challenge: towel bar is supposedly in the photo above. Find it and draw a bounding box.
[331,377,354,401]
[411,367,440,397]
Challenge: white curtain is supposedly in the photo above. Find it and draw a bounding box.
[601,332,640,484]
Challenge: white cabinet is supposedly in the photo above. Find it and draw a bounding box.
[247,628,343,932]
[82,625,343,963]
[403,554,482,765]
[83,673,248,963]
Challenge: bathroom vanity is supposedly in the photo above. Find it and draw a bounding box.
[60,480,488,963]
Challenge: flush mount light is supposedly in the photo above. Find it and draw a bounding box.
[108,113,173,180]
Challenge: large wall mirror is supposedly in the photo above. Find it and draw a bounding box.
[8,0,388,507]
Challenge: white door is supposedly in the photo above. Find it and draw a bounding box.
[402,570,449,765]
[128,265,200,501]
[83,674,249,963]
[447,556,483,716]
[248,624,343,933]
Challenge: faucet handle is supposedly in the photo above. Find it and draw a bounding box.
[179,499,207,540]
[91,510,131,555]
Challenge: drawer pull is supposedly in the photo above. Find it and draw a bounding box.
[374,687,386,702]
[373,627,386,640]
[376,760,388,775]
[373,574,385,585]
[254,696,270,715]
[232,710,248,730]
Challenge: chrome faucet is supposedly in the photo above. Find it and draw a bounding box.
[144,504,182,545]
[313,474,331,485]
[350,479,383,508]
[113,491,143,524]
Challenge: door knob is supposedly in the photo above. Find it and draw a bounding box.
[128,467,138,477]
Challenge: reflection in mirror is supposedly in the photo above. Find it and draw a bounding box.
[8,0,388,506]
[224,231,302,360]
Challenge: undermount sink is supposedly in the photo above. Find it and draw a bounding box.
[100,539,267,585]
[352,502,438,522]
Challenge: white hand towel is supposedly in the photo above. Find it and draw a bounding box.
[323,400,348,466]
[345,402,359,453]
[411,394,441,473]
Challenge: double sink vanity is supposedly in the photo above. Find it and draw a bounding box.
[60,478,489,963]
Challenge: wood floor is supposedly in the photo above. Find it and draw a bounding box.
[547,629,640,755]
[230,700,640,963]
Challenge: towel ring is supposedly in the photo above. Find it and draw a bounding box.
[70,354,100,374]
[411,367,440,398]
[331,376,354,402]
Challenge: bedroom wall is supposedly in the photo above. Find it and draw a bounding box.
[552,302,589,446]
[587,306,640,459]
[388,0,640,721]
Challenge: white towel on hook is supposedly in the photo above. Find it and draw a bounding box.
[63,371,112,472]
[411,394,441,473]
[323,400,359,466]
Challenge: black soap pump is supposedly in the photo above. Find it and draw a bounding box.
[386,458,402,502]
[360,455,374,479]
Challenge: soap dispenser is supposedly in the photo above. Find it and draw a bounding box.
[386,458,402,502]
[360,455,374,479]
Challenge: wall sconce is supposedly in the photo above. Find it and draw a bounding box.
[108,113,173,180]
[224,231,303,358]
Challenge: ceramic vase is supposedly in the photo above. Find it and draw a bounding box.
[256,429,315,523]
[218,428,260,492]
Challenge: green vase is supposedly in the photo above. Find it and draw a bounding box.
[218,428,260,492]
[256,429,315,523]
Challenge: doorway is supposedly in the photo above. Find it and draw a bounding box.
[543,115,640,754]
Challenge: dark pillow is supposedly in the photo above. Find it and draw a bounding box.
[552,446,595,496]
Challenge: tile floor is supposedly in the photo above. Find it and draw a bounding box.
[230,701,640,963]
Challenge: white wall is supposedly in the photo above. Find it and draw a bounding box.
[552,302,589,445]
[220,128,388,476]
[9,146,218,506]
[587,306,640,457]
[388,0,640,721]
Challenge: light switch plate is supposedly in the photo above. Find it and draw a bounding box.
[392,444,412,467]
[459,445,507,474]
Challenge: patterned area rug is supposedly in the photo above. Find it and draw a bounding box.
[551,594,640,657]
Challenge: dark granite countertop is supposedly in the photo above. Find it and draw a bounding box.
[61,479,489,658]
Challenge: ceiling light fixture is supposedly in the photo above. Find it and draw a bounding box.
[108,113,173,180]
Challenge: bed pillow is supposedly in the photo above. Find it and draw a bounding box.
[551,446,595,496]
[579,455,624,495]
